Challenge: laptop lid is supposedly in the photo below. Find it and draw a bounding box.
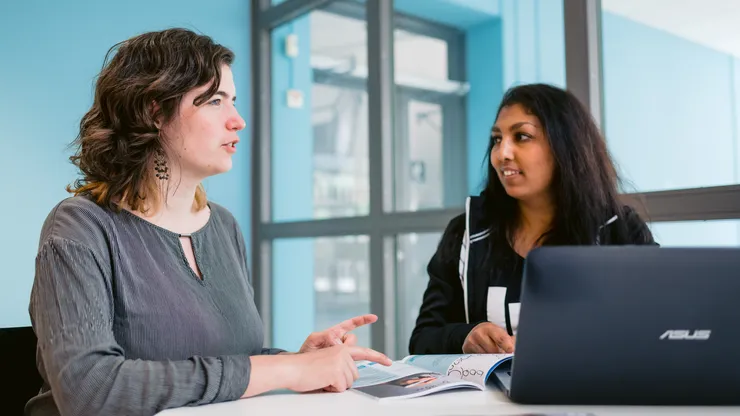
[508,246,740,405]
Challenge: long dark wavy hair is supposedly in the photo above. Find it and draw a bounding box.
[435,83,653,271]
[482,83,634,248]
[67,28,234,213]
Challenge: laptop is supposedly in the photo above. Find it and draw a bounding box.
[492,246,740,405]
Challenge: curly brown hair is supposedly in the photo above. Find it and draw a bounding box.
[67,28,235,214]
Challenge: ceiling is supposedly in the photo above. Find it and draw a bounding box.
[602,0,740,57]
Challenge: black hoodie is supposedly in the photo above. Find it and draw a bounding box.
[408,194,656,355]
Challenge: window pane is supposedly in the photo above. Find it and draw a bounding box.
[396,99,445,211]
[650,220,740,247]
[271,10,369,222]
[395,30,448,82]
[391,21,466,212]
[395,232,442,357]
[312,84,370,218]
[272,236,371,351]
[601,0,740,192]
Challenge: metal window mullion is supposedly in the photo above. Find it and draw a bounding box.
[383,236,399,360]
[251,0,273,345]
[367,0,395,355]
[317,68,464,100]
[622,185,740,222]
[447,31,465,83]
[395,92,409,211]
[445,30,467,207]
[442,95,467,207]
[563,0,604,128]
[260,207,462,239]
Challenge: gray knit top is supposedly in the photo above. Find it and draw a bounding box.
[26,196,282,416]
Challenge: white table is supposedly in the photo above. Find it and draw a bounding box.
[157,388,739,416]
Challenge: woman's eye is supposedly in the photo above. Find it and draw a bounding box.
[209,99,222,106]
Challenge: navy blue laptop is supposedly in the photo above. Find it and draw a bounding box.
[493,246,740,405]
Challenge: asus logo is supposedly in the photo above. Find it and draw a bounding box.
[659,330,711,341]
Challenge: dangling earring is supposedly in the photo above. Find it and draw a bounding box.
[154,149,169,180]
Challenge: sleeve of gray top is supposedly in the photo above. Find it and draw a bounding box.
[261,348,286,354]
[31,237,252,416]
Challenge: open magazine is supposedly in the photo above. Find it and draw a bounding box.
[351,354,513,400]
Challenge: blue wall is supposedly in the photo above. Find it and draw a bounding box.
[270,16,316,351]
[395,0,499,28]
[0,0,252,328]
[466,19,503,194]
[272,238,315,351]
[500,0,565,89]
[464,0,566,194]
[271,18,314,222]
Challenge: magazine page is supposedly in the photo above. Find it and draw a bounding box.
[353,361,433,389]
[401,354,513,387]
[352,361,482,400]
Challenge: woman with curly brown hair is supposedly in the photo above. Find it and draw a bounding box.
[26,28,390,416]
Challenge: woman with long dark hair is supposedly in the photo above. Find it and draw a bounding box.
[409,83,656,355]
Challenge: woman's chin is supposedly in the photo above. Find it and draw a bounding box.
[505,187,553,205]
[503,185,527,200]
[212,159,234,175]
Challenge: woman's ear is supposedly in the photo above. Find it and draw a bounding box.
[150,100,163,129]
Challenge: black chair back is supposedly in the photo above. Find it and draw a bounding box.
[0,326,42,415]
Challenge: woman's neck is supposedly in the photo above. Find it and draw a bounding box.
[125,176,209,235]
[518,197,554,235]
[511,196,555,257]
